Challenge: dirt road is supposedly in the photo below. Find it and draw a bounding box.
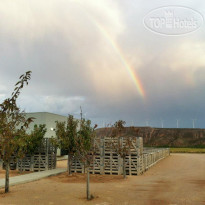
[0,154,204,205]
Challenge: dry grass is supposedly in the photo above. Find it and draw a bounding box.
[170,147,205,153]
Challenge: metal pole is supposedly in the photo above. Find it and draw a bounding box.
[192,119,195,128]
[161,120,164,128]
[176,119,179,128]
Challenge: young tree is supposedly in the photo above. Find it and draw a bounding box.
[54,109,97,200]
[27,124,47,155]
[110,120,132,179]
[54,115,78,175]
[0,71,33,193]
[77,118,97,200]
[16,124,47,156]
[16,124,47,172]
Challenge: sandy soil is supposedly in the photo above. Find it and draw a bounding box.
[0,154,205,205]
[56,160,67,168]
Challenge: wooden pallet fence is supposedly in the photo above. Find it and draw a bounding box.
[142,148,170,171]
[71,136,170,176]
[71,136,143,175]
[16,138,57,172]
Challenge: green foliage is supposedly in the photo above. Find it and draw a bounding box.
[111,120,126,138]
[78,119,95,151]
[114,120,126,130]
[0,71,33,162]
[191,145,205,148]
[170,148,205,153]
[26,124,47,155]
[77,113,97,201]
[144,144,205,148]
[54,115,78,155]
[77,119,97,166]
[54,113,97,170]
[110,120,132,178]
[110,120,132,158]
[54,114,97,159]
[0,71,33,193]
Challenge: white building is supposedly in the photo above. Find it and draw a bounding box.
[25,112,68,156]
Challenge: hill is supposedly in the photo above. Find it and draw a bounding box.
[96,127,205,148]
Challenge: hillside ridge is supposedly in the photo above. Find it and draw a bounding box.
[96,127,205,147]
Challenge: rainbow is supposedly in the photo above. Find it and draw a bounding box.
[75,3,145,97]
[93,22,145,97]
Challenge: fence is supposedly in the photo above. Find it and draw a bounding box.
[2,138,57,172]
[17,138,57,172]
[143,148,170,172]
[71,136,170,175]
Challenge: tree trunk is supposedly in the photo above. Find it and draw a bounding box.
[86,166,90,200]
[20,159,23,173]
[123,157,126,179]
[5,161,10,193]
[67,154,69,173]
[67,154,71,175]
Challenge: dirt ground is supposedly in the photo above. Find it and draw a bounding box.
[0,154,205,205]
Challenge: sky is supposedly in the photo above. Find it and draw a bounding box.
[0,0,205,128]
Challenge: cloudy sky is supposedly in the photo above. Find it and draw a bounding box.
[0,0,205,128]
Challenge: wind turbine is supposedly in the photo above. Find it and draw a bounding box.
[192,119,196,128]
[176,119,180,128]
[131,120,134,126]
[84,112,87,119]
[102,120,105,128]
[160,119,164,128]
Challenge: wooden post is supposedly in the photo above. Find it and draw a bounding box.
[54,146,57,169]
[118,155,122,175]
[137,156,141,175]
[100,137,104,175]
[129,143,131,176]
[118,137,122,175]
[67,155,69,172]
[123,157,126,179]
[82,162,85,174]
[16,159,19,171]
[22,159,24,172]
[68,155,72,175]
[31,156,34,171]
[110,151,112,175]
[74,156,76,173]
[92,154,95,174]
[129,154,131,176]
[38,153,41,171]
[45,139,48,170]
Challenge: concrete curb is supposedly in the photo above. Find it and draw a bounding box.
[0,168,66,189]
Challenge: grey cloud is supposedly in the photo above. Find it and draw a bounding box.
[1,0,205,128]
